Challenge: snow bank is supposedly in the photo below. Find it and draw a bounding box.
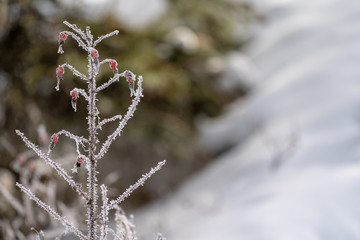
[135,0,360,239]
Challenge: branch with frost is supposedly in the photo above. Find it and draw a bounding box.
[71,88,90,102]
[99,185,109,240]
[62,31,88,51]
[16,183,88,240]
[93,30,119,47]
[96,76,143,160]
[63,21,89,44]
[96,115,122,131]
[56,129,88,155]
[85,26,93,44]
[61,63,88,82]
[101,160,166,217]
[15,130,89,201]
[96,72,125,92]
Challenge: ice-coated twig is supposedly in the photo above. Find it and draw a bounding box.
[99,58,113,67]
[94,30,119,47]
[102,160,166,216]
[99,185,109,240]
[0,182,26,216]
[62,63,88,82]
[96,72,125,92]
[56,129,88,155]
[96,76,143,160]
[96,115,122,131]
[62,31,88,52]
[70,88,89,102]
[16,183,88,240]
[15,130,89,202]
[63,21,89,44]
[86,26,93,44]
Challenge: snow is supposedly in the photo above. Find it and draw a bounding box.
[134,0,360,239]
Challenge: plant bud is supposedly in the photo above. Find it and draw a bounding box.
[109,59,118,74]
[49,133,59,150]
[125,70,136,97]
[58,32,68,54]
[70,89,79,112]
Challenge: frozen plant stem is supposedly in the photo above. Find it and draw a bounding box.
[14,21,166,240]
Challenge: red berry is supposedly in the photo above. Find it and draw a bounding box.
[71,89,79,99]
[59,32,68,42]
[109,60,118,70]
[51,133,59,144]
[56,66,65,76]
[90,48,99,59]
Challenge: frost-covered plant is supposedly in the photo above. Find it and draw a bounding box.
[15,21,166,240]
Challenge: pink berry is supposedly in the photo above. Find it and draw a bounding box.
[59,32,68,42]
[56,66,65,76]
[90,48,99,59]
[71,89,79,99]
[51,133,59,144]
[109,60,118,70]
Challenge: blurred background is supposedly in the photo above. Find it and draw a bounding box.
[2,0,360,240]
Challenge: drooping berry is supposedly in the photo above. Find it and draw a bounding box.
[90,48,99,72]
[58,32,68,54]
[109,59,118,74]
[70,89,79,112]
[124,70,136,97]
[49,133,59,150]
[76,155,85,167]
[55,66,65,91]
[56,66,65,76]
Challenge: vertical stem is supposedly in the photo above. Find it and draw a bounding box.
[88,49,98,240]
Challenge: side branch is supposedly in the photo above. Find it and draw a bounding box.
[105,160,166,214]
[96,115,122,130]
[94,30,119,47]
[16,183,88,240]
[95,76,143,160]
[63,21,89,44]
[57,130,89,155]
[15,130,89,202]
[63,31,88,51]
[62,63,88,82]
[96,72,125,92]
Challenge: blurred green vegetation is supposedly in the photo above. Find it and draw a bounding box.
[0,0,257,209]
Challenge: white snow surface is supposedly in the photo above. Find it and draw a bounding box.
[135,1,360,239]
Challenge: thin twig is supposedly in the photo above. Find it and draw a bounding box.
[96,76,143,160]
[96,115,122,130]
[16,183,88,240]
[62,63,88,82]
[15,130,89,202]
[94,30,119,47]
[96,72,125,92]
